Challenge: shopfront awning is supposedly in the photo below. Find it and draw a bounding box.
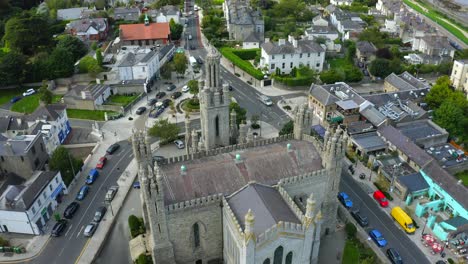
[50,183,64,199]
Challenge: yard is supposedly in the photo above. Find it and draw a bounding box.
[342,240,359,264]
[106,94,140,107]
[67,109,118,121]
[329,57,352,69]
[455,170,468,187]
[0,87,29,105]
[11,94,62,113]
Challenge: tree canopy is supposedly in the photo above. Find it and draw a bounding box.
[0,52,26,85]
[148,118,180,143]
[49,146,83,186]
[56,35,87,62]
[229,102,247,125]
[173,53,187,76]
[38,81,53,105]
[187,79,199,95]
[169,18,183,40]
[47,47,75,79]
[368,58,402,78]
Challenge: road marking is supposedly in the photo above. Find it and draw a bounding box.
[65,223,73,237]
[74,238,91,264]
[76,225,84,238]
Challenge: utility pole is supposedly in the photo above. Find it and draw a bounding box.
[389,163,401,193]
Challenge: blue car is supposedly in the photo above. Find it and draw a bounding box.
[337,192,353,208]
[76,185,90,201]
[86,169,99,185]
[369,229,388,247]
[10,96,21,103]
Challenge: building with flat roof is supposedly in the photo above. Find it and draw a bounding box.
[395,119,448,148]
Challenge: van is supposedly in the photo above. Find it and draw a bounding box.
[259,95,273,106]
[86,169,99,185]
[390,206,416,234]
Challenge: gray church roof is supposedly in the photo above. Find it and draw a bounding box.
[160,140,323,204]
[227,183,301,235]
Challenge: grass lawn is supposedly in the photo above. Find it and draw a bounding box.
[455,170,468,187]
[106,94,140,106]
[329,57,352,69]
[342,240,360,264]
[0,87,29,106]
[11,94,62,113]
[67,109,118,121]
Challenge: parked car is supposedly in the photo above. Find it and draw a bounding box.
[153,155,166,164]
[228,85,233,91]
[386,248,403,264]
[86,168,99,185]
[390,206,416,234]
[83,222,97,237]
[105,186,119,202]
[182,85,190,93]
[10,96,21,103]
[76,185,90,201]
[350,209,369,227]
[369,229,388,247]
[63,202,80,219]
[51,220,68,237]
[96,156,107,169]
[167,84,176,91]
[22,89,36,97]
[136,107,147,115]
[163,81,173,85]
[171,91,182,99]
[133,181,141,189]
[196,57,204,64]
[162,99,171,108]
[359,173,366,179]
[156,92,166,99]
[174,139,185,149]
[106,143,120,155]
[93,206,107,222]
[337,192,353,208]
[147,98,157,106]
[373,190,389,207]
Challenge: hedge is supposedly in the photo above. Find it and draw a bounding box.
[373,182,394,201]
[274,75,314,86]
[219,47,264,80]
[231,49,258,60]
[128,215,146,238]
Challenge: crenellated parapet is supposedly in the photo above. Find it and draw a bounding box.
[222,197,244,241]
[278,168,328,186]
[277,185,305,222]
[256,221,305,247]
[166,193,224,213]
[302,134,324,152]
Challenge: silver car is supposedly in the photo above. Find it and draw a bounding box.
[174,140,185,149]
[105,186,119,202]
[93,206,107,222]
[83,222,97,237]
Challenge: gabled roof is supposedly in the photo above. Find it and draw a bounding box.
[360,106,387,127]
[309,84,339,106]
[68,18,107,33]
[27,104,66,122]
[0,116,28,133]
[397,172,429,192]
[243,32,262,43]
[119,23,170,41]
[262,39,324,55]
[21,171,57,210]
[356,41,377,54]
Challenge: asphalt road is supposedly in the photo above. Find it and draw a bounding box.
[30,141,134,264]
[340,169,430,264]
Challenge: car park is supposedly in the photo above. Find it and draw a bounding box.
[96,156,107,169]
[156,92,166,99]
[369,229,388,247]
[86,169,99,185]
[337,192,353,208]
[171,91,182,99]
[167,84,176,91]
[162,99,171,107]
[174,139,185,149]
[93,206,107,222]
[10,96,21,103]
[63,202,80,219]
[83,222,97,237]
[182,85,190,93]
[350,209,369,227]
[147,98,157,106]
[373,190,389,207]
[22,89,36,97]
[105,186,119,202]
[106,143,120,155]
[51,220,68,237]
[386,248,403,264]
[136,107,147,115]
[76,185,90,201]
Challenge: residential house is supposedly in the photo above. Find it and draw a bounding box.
[331,0,353,5]
[261,36,325,75]
[356,41,377,63]
[381,18,400,35]
[312,15,329,27]
[0,134,48,180]
[114,7,141,21]
[119,22,171,46]
[0,171,68,235]
[118,50,160,81]
[398,11,436,44]
[409,35,455,65]
[57,7,88,20]
[304,18,341,52]
[330,8,364,40]
[150,5,181,24]
[384,71,430,92]
[450,59,468,97]
[242,32,263,49]
[0,117,29,139]
[66,18,108,42]
[223,0,264,43]
[63,84,112,110]
[375,0,401,17]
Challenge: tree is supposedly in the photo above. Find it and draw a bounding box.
[187,79,199,95]
[250,114,260,129]
[56,35,87,62]
[358,27,385,48]
[320,69,345,84]
[169,18,183,40]
[433,101,466,138]
[345,41,356,62]
[3,13,51,55]
[49,146,83,186]
[78,56,100,74]
[38,81,53,104]
[0,52,26,85]
[47,47,75,78]
[343,65,363,82]
[160,62,173,79]
[96,48,103,66]
[345,222,357,238]
[376,47,393,59]
[173,53,187,77]
[425,80,453,109]
[148,118,180,143]
[229,102,247,125]
[91,41,98,51]
[95,0,106,10]
[368,58,391,78]
[279,120,294,135]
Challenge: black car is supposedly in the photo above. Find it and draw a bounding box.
[190,45,195,50]
[228,85,233,91]
[196,57,204,64]
[386,248,403,264]
[155,92,166,99]
[153,155,166,165]
[163,81,173,85]
[171,91,182,99]
[93,206,107,222]
[350,209,369,227]
[51,220,68,237]
[167,84,176,91]
[162,99,171,107]
[63,202,80,219]
[106,143,120,155]
[136,106,147,115]
[147,98,157,106]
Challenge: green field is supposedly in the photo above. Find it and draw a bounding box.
[106,94,140,106]
[0,87,29,105]
[342,240,360,264]
[67,109,117,121]
[11,94,62,113]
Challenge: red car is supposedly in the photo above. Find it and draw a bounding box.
[96,157,107,169]
[373,190,389,207]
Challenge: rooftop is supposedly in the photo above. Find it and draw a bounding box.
[356,41,377,54]
[385,72,430,91]
[27,104,66,122]
[66,84,110,101]
[398,172,429,193]
[119,23,170,41]
[0,134,40,156]
[67,18,107,33]
[262,39,324,55]
[426,143,467,168]
[347,121,376,135]
[396,120,447,143]
[0,116,28,133]
[350,132,387,152]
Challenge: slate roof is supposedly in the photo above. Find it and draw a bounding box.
[27,104,66,122]
[262,39,324,55]
[356,41,377,54]
[159,140,323,204]
[306,25,338,35]
[347,121,375,135]
[0,173,26,197]
[350,132,387,152]
[0,135,39,156]
[360,106,387,127]
[57,7,88,20]
[158,44,175,61]
[244,32,262,43]
[68,18,107,33]
[397,172,429,192]
[385,72,429,91]
[114,8,141,21]
[227,183,300,235]
[21,171,57,210]
[119,23,170,41]
[444,216,468,228]
[309,84,339,106]
[0,116,28,133]
[66,84,110,101]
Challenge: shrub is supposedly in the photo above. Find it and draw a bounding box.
[0,237,9,247]
[345,222,357,238]
[251,123,260,129]
[373,182,394,201]
[128,215,141,238]
[137,254,149,264]
[220,47,264,80]
[283,105,291,110]
[231,49,258,60]
[235,73,240,77]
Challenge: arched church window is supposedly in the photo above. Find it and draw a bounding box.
[193,223,200,248]
[263,258,271,264]
[285,252,293,264]
[273,246,284,264]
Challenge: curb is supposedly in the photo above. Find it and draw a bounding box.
[0,237,51,264]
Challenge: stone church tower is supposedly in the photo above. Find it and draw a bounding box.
[199,47,231,150]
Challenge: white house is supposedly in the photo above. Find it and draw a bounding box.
[312,15,329,27]
[381,19,400,34]
[450,60,468,97]
[330,0,353,5]
[261,36,325,74]
[150,5,181,24]
[0,171,68,235]
[118,50,160,81]
[304,26,341,51]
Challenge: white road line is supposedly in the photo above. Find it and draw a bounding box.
[65,223,73,237]
[76,225,84,239]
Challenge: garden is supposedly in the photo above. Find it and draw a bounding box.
[106,93,141,107]
[66,109,118,121]
[220,47,264,80]
[11,94,62,113]
[342,223,379,263]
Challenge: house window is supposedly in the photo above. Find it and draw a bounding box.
[43,192,47,199]
[273,246,284,264]
[272,55,275,59]
[271,64,275,70]
[31,146,36,155]
[49,185,53,191]
[308,53,310,57]
[300,53,303,58]
[55,177,59,184]
[193,223,200,248]
[307,63,310,68]
[318,52,321,57]
[285,252,293,264]
[37,198,42,207]
[31,206,36,214]
[282,63,285,69]
[290,62,293,68]
[21,156,24,162]
[316,63,320,67]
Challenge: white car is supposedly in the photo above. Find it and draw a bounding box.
[23,89,36,97]
[182,85,190,93]
[105,186,119,202]
[174,140,185,149]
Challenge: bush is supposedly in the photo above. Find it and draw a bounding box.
[279,120,294,135]
[137,254,151,264]
[231,49,258,60]
[283,105,291,110]
[447,258,455,264]
[220,47,264,80]
[128,215,142,238]
[235,73,240,77]
[373,182,394,201]
[345,222,357,238]
[0,237,9,247]
[251,123,260,129]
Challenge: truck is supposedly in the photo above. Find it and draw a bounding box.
[390,206,416,234]
[189,56,197,67]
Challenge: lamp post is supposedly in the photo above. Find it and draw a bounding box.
[389,163,401,193]
[421,209,434,238]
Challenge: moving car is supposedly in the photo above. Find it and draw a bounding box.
[174,139,185,149]
[167,84,176,91]
[106,143,120,155]
[155,92,166,99]
[51,220,67,237]
[147,98,157,106]
[182,85,190,93]
[373,190,389,207]
[350,209,369,227]
[105,186,119,202]
[390,206,416,233]
[83,222,97,237]
[86,168,99,185]
[136,106,147,115]
[76,185,90,201]
[259,95,273,106]
[369,229,388,247]
[171,91,182,99]
[386,248,403,264]
[228,85,233,91]
[96,156,107,169]
[93,206,107,222]
[10,96,21,103]
[22,89,36,97]
[337,192,353,208]
[63,202,80,219]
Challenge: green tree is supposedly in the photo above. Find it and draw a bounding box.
[320,69,345,84]
[358,27,385,48]
[78,56,100,74]
[91,41,98,51]
[169,18,183,40]
[49,146,83,186]
[56,35,87,62]
[47,47,75,78]
[95,0,106,10]
[345,222,357,238]
[345,41,356,62]
[368,58,391,78]
[160,62,173,79]
[433,101,466,137]
[38,81,53,104]
[173,53,187,77]
[148,118,180,143]
[250,114,260,129]
[128,215,141,238]
[279,120,294,135]
[425,81,453,109]
[229,102,247,125]
[344,65,363,82]
[136,254,148,264]
[187,79,199,95]
[0,52,26,85]
[96,48,103,66]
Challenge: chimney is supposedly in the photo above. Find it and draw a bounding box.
[265,37,270,43]
[4,142,14,155]
[278,39,286,46]
[16,117,22,127]
[288,35,297,48]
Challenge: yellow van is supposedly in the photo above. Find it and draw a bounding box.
[390,207,416,234]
